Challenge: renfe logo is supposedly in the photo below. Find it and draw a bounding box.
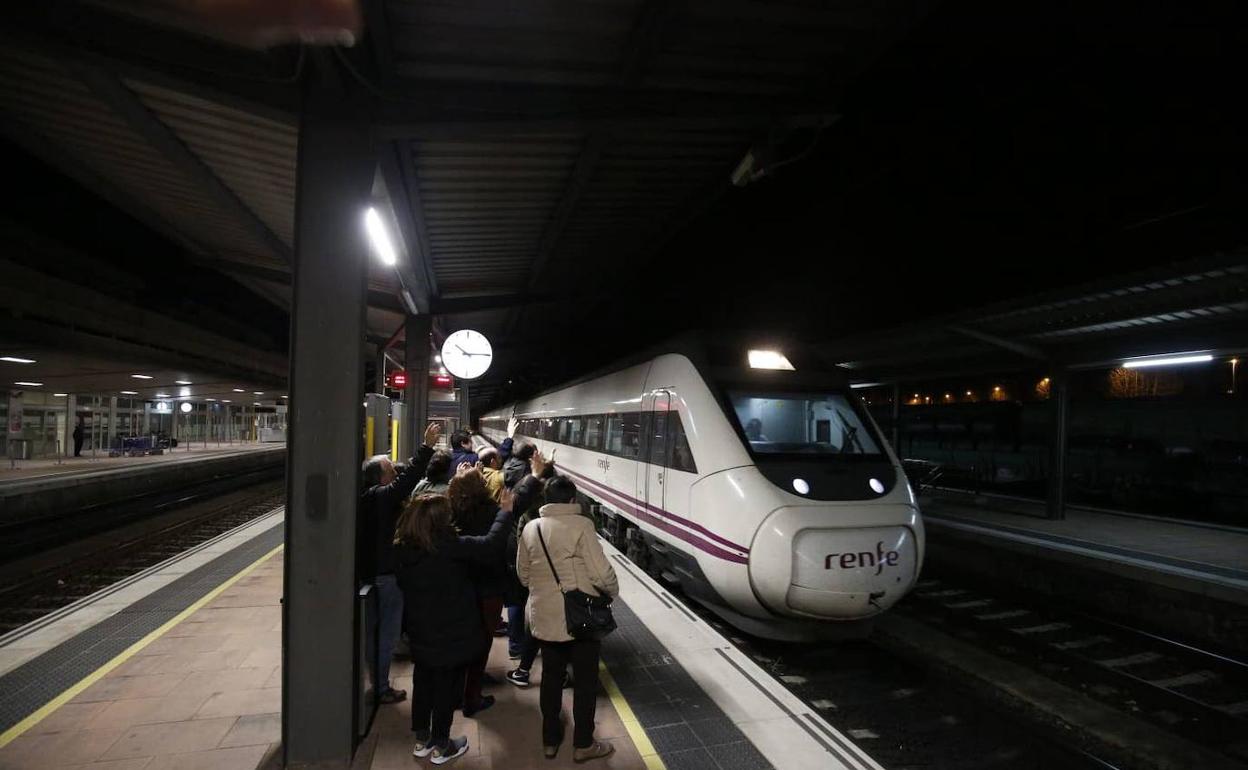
[825,541,901,576]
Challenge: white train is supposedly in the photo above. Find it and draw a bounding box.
[480,343,924,640]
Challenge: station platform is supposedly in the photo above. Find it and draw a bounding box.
[0,444,286,528]
[920,491,1248,652]
[0,506,879,770]
[0,443,282,485]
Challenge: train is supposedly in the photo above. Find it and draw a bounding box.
[479,339,925,641]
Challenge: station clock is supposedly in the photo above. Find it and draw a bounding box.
[440,329,493,380]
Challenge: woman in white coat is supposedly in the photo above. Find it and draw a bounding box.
[517,469,618,762]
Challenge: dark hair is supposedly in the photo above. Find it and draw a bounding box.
[395,494,455,552]
[451,429,471,449]
[424,449,452,482]
[361,454,389,490]
[447,469,494,534]
[543,474,578,505]
[514,441,536,461]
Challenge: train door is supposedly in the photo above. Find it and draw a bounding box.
[642,390,670,515]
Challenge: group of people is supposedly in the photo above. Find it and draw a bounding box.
[361,424,619,765]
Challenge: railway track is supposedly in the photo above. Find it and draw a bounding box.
[0,481,285,634]
[901,570,1248,765]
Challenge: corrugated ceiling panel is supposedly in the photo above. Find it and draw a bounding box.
[413,133,582,293]
[126,79,298,248]
[0,47,276,262]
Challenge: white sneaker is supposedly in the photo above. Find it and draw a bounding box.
[431,736,469,765]
[413,734,434,758]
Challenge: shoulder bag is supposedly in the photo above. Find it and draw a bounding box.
[536,522,617,640]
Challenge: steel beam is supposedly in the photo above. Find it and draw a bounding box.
[282,91,374,767]
[1046,373,1069,521]
[403,314,432,459]
[946,324,1049,361]
[377,141,435,309]
[71,65,294,264]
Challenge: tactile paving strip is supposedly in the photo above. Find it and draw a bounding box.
[602,600,773,770]
[0,521,282,732]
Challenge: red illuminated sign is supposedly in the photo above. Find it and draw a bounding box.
[389,371,408,390]
[431,374,453,389]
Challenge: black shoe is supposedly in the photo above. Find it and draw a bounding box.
[462,694,495,717]
[379,687,407,704]
[506,668,530,687]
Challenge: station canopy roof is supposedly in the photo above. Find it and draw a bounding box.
[1,2,1244,407]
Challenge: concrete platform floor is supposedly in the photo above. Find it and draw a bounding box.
[0,549,651,770]
[0,443,281,484]
[921,494,1248,574]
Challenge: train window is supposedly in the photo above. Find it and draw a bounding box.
[668,412,697,473]
[567,417,584,447]
[584,414,605,451]
[557,418,571,445]
[728,391,883,455]
[605,415,624,456]
[647,409,669,465]
[542,419,556,441]
[620,412,641,458]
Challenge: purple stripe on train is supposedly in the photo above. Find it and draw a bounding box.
[557,465,750,565]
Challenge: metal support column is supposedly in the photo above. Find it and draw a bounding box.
[402,314,431,457]
[376,350,387,393]
[107,396,118,449]
[458,384,471,435]
[282,89,373,768]
[64,394,76,456]
[1046,373,1069,520]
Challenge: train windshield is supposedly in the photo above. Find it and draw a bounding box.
[728,391,883,455]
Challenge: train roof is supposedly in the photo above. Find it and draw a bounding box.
[488,331,853,414]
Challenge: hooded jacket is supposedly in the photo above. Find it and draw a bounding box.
[517,502,619,643]
[395,506,513,667]
[448,445,479,480]
[502,455,530,489]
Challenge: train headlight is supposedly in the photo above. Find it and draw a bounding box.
[792,478,810,495]
[869,478,885,494]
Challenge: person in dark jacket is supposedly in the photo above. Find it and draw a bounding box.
[360,421,442,704]
[447,430,478,481]
[448,468,508,715]
[395,488,515,764]
[503,448,554,667]
[502,440,535,489]
[72,419,84,457]
[498,436,514,464]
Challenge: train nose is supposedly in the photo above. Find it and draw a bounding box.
[750,506,921,619]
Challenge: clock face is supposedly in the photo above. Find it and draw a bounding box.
[440,329,493,380]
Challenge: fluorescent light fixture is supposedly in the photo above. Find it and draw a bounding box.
[254,391,264,395]
[280,395,288,399]
[364,206,398,266]
[54,393,68,397]
[205,398,217,401]
[1122,352,1213,369]
[175,380,192,385]
[748,349,795,371]
[850,382,883,389]
[155,393,171,398]
[222,399,232,403]
[130,374,153,380]
[254,402,262,406]
[14,381,43,386]
[232,388,245,392]
[120,390,138,395]
[1,356,36,364]
[401,289,418,315]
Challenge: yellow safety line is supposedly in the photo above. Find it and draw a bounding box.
[599,660,668,770]
[0,543,284,748]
